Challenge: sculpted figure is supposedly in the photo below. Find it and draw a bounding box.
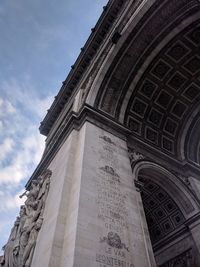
[20,180,39,202]
[24,180,40,216]
[22,179,43,230]
[1,169,52,267]
[17,223,31,267]
[36,170,51,216]
[10,206,27,266]
[1,217,20,267]
[19,170,51,266]
[21,218,43,267]
[18,206,27,233]
[17,185,41,266]
[38,171,51,200]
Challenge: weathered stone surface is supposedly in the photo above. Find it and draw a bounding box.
[31,122,156,267]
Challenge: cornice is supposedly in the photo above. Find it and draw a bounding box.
[39,0,127,136]
[26,105,131,187]
[27,104,200,188]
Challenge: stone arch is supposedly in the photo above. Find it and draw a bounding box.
[132,160,200,265]
[133,161,200,219]
[86,0,159,107]
[29,0,200,266]
[183,107,200,165]
[87,0,200,164]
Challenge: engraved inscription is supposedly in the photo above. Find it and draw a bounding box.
[96,166,129,233]
[95,135,134,267]
[96,254,134,267]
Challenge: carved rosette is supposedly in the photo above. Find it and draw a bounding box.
[1,169,52,267]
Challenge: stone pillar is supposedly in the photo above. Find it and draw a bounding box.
[32,122,156,267]
[31,130,82,267]
[188,176,200,201]
[188,220,200,255]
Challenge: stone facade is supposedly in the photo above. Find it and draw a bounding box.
[2,0,200,266]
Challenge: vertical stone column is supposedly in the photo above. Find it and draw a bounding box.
[188,220,200,255]
[32,121,156,267]
[32,130,81,267]
[188,176,200,201]
[64,122,155,267]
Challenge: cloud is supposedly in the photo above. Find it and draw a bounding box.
[0,121,3,131]
[1,78,53,119]
[0,98,16,116]
[0,138,14,162]
[0,189,26,212]
[0,78,51,186]
[0,189,27,250]
[32,95,53,118]
[0,76,50,252]
[0,78,50,254]
[0,131,45,185]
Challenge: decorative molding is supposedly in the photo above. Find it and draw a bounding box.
[170,170,200,205]
[128,148,145,167]
[134,180,144,192]
[171,170,191,187]
[26,105,200,188]
[100,232,129,251]
[39,0,127,136]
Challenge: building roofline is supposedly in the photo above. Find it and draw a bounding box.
[39,0,125,136]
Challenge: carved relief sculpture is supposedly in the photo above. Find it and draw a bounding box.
[1,169,52,267]
[1,217,20,267]
[100,232,129,252]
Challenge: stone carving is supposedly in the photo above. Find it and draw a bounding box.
[100,232,129,252]
[1,169,52,267]
[1,217,20,267]
[21,218,43,267]
[99,166,120,183]
[100,166,119,177]
[99,135,116,145]
[134,180,144,192]
[128,148,144,166]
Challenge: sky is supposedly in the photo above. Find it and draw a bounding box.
[0,0,108,252]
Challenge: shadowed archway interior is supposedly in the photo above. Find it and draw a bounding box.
[124,21,200,159]
[139,176,186,246]
[94,0,200,164]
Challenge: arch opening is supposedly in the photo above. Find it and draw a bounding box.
[90,0,200,165]
[134,161,200,266]
[139,175,186,246]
